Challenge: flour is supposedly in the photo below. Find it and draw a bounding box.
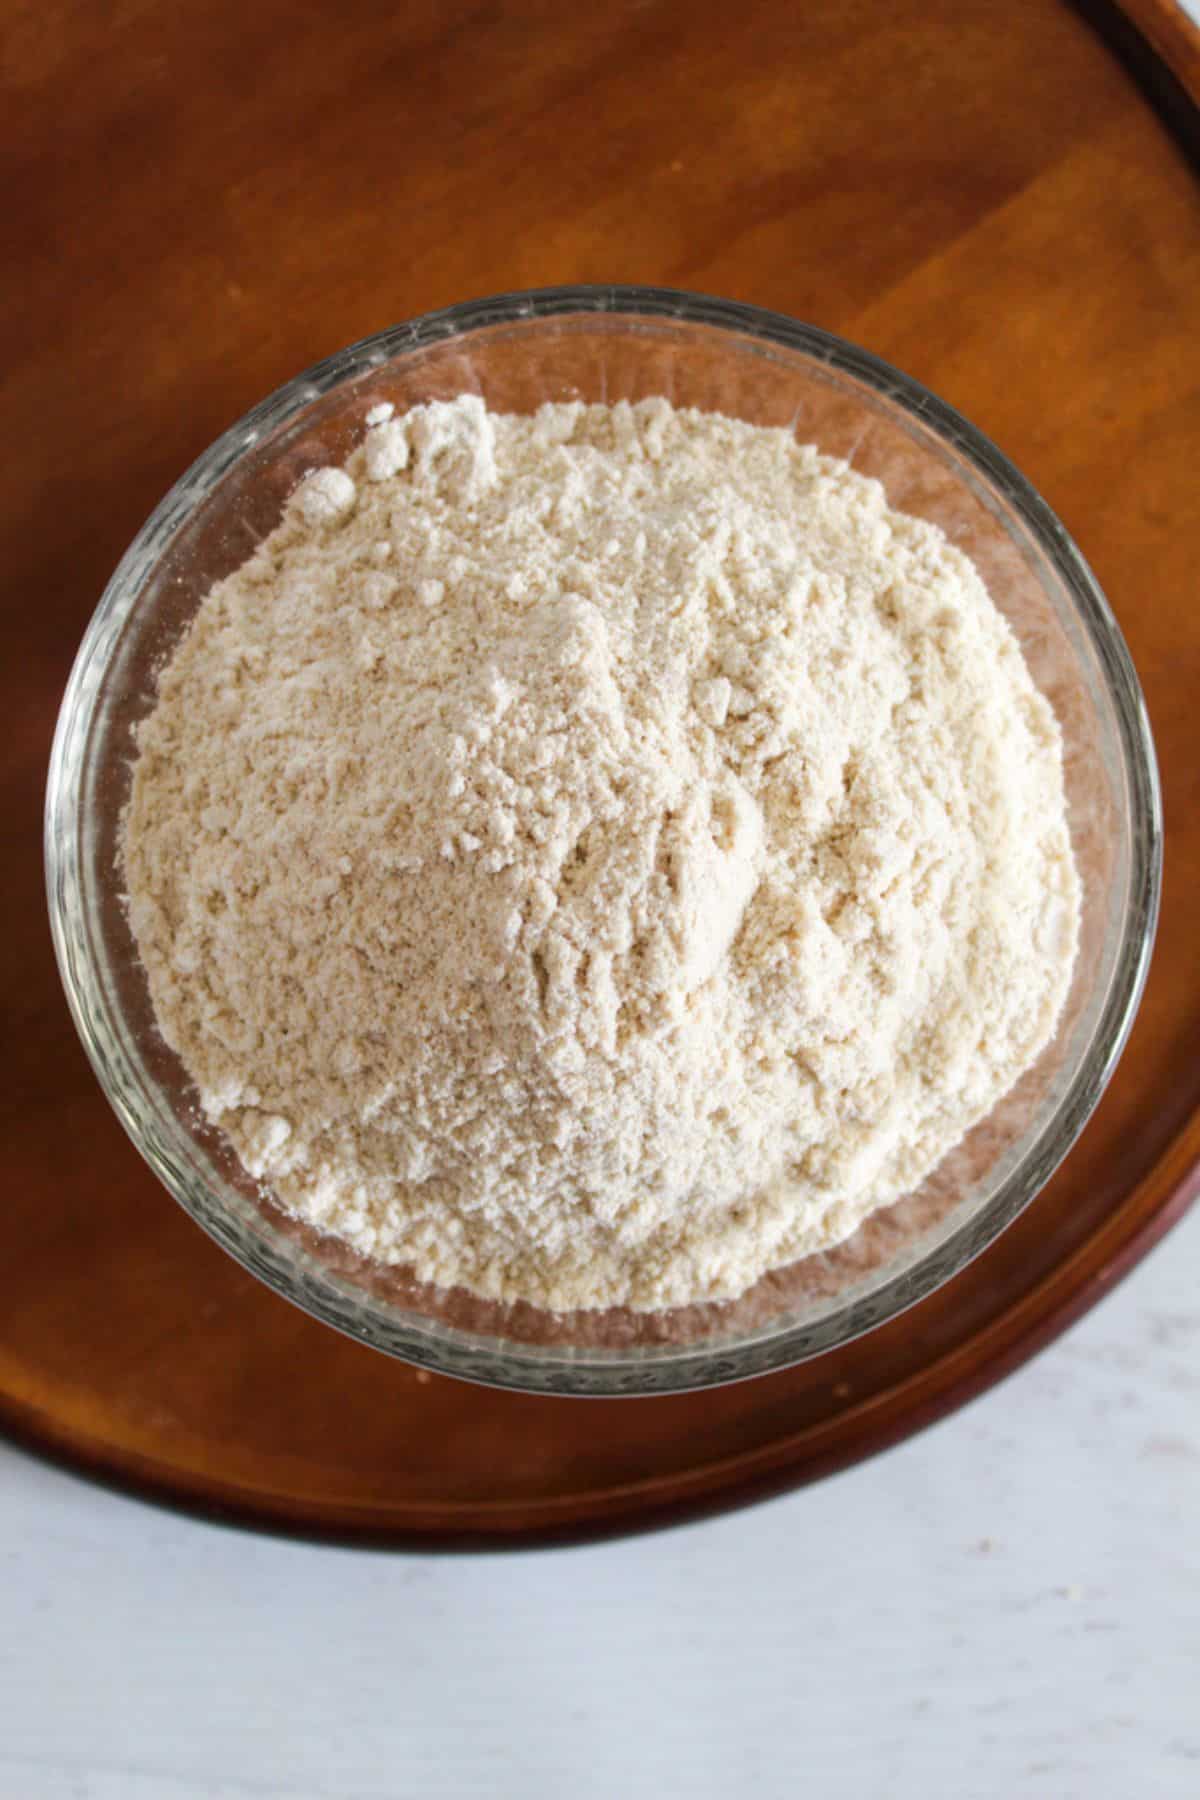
[121,396,1080,1312]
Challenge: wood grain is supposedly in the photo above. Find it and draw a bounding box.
[2,0,1198,1543]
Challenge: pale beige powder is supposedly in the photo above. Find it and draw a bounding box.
[122,396,1079,1312]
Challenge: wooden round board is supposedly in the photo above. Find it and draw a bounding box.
[4,0,1199,1546]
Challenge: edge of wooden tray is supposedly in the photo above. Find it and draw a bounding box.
[2,1097,1197,1555]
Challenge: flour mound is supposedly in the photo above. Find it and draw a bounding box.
[122,396,1079,1312]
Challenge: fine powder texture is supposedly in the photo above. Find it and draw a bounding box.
[122,396,1080,1313]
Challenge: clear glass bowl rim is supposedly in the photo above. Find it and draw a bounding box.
[45,284,1163,1395]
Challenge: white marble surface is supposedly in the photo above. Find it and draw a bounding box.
[3,1201,1197,1799]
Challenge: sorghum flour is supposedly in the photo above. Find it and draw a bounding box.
[121,396,1079,1312]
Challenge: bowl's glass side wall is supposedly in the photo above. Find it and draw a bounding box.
[47,304,1152,1393]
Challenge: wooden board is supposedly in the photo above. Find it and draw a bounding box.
[3,0,1199,1545]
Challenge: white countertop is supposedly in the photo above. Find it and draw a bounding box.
[3,1200,1197,1799]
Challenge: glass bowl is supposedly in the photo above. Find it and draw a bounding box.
[45,286,1161,1395]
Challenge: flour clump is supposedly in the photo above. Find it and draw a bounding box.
[121,396,1079,1311]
